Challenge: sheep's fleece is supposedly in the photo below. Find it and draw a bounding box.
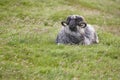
[56,15,99,45]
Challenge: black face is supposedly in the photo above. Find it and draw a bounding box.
[61,15,87,31]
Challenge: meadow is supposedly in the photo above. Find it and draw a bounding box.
[0,0,120,80]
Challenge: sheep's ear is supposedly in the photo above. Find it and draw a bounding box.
[61,21,67,27]
[78,22,87,28]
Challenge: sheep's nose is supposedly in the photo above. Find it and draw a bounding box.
[69,20,76,27]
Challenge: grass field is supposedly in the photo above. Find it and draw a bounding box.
[0,0,120,80]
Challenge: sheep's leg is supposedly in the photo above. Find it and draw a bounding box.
[93,33,99,43]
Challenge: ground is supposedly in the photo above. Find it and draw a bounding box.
[0,0,120,80]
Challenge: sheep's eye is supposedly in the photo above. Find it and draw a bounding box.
[75,19,80,23]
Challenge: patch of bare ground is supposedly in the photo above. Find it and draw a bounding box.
[52,5,101,16]
[93,25,120,36]
[101,26,120,36]
[95,25,120,36]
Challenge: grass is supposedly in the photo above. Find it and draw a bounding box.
[0,0,120,80]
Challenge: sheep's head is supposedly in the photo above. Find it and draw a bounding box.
[61,15,87,31]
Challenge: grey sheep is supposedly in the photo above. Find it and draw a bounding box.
[56,15,99,45]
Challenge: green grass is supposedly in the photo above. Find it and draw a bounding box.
[0,0,120,80]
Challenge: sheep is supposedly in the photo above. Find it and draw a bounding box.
[56,15,99,45]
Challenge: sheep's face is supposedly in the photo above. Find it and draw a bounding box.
[61,15,87,31]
